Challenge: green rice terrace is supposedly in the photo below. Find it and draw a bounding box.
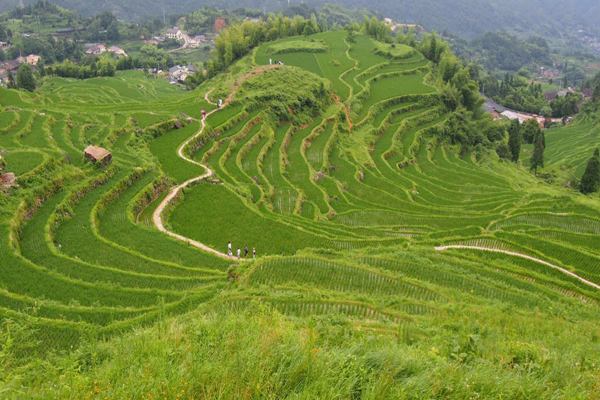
[1,30,600,398]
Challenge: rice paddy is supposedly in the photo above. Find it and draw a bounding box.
[1,31,600,398]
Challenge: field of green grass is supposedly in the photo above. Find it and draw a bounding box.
[1,31,600,398]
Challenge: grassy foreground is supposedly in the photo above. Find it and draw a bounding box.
[3,302,600,399]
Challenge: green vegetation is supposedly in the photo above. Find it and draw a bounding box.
[1,23,600,399]
[3,0,598,41]
[16,63,36,91]
[373,41,415,59]
[580,148,600,194]
[267,39,328,54]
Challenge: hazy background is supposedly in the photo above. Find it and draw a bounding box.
[1,0,599,38]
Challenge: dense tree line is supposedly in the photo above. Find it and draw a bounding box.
[42,45,176,79]
[45,58,116,78]
[206,13,322,77]
[184,7,261,36]
[0,23,9,42]
[480,72,547,114]
[6,37,83,64]
[3,0,597,41]
[465,32,551,72]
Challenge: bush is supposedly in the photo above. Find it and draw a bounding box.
[267,40,328,55]
[496,142,511,160]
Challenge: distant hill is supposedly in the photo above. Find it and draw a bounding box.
[1,0,599,38]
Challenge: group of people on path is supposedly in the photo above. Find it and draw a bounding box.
[228,241,256,259]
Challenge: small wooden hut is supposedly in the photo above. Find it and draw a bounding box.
[84,145,112,167]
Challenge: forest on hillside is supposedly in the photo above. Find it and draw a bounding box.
[1,0,599,38]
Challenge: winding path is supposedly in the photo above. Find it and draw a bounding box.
[152,66,281,260]
[435,245,600,291]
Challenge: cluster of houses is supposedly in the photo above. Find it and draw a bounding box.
[578,30,600,56]
[544,87,577,102]
[382,18,424,34]
[0,54,42,86]
[85,44,127,57]
[538,66,560,80]
[491,109,549,126]
[169,64,200,84]
[189,35,210,48]
[161,26,215,48]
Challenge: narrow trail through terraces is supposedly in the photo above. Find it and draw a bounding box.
[436,245,600,291]
[148,64,597,290]
[153,65,281,260]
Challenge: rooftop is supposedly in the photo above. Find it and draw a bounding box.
[84,145,111,161]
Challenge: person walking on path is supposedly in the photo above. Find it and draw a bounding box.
[228,241,232,256]
[253,247,256,258]
[237,248,241,259]
[244,246,249,258]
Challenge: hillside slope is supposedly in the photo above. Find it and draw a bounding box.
[1,31,599,398]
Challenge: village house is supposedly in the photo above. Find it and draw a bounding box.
[186,64,200,73]
[500,110,527,124]
[84,145,112,167]
[26,54,41,66]
[491,109,503,121]
[108,46,127,57]
[16,56,26,64]
[189,35,207,48]
[545,89,566,102]
[85,44,107,55]
[166,27,182,40]
[169,65,189,83]
[3,60,20,72]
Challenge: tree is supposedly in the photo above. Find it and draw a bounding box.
[522,118,541,144]
[7,71,17,89]
[540,105,552,118]
[593,82,600,102]
[16,63,36,92]
[580,149,600,194]
[496,142,511,160]
[507,119,521,162]
[303,23,316,37]
[530,130,544,174]
[346,29,356,44]
[107,21,120,41]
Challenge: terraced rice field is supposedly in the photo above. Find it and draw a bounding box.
[0,33,599,359]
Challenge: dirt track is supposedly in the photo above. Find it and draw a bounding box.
[436,245,600,291]
[152,66,281,260]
